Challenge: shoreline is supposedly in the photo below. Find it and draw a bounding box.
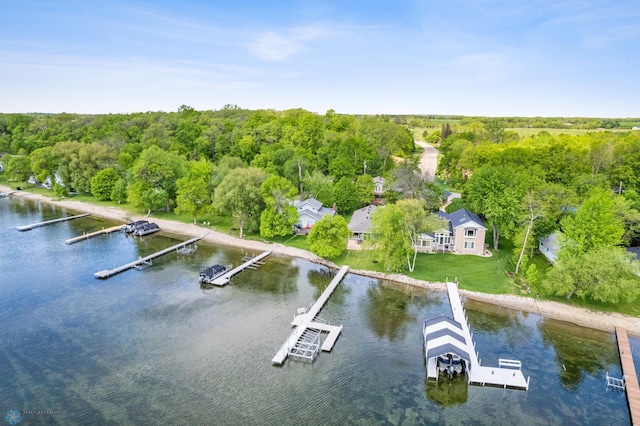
[3,184,640,337]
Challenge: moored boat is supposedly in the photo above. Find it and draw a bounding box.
[199,264,232,284]
[133,222,160,236]
[123,220,149,233]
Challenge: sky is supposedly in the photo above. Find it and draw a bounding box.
[0,0,638,117]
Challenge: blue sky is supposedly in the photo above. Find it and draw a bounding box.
[1,0,638,117]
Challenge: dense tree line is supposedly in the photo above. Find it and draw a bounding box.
[436,125,640,303]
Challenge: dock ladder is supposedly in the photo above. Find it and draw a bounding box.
[606,371,625,392]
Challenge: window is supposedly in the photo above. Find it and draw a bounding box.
[464,241,475,249]
[421,240,431,247]
[465,229,476,237]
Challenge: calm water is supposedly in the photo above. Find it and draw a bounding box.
[0,197,637,425]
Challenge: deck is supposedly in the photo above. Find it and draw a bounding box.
[209,251,271,286]
[94,235,204,279]
[445,282,530,389]
[17,213,91,231]
[65,225,123,244]
[272,265,349,365]
[616,327,640,425]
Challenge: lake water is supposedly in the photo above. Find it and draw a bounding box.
[1,197,637,425]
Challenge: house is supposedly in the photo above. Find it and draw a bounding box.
[348,205,377,241]
[626,247,640,261]
[293,198,335,230]
[539,233,560,263]
[373,176,385,204]
[418,208,487,255]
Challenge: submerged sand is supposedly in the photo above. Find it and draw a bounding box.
[3,184,639,337]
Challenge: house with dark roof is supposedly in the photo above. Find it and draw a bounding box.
[293,198,335,230]
[416,208,487,255]
[348,204,377,241]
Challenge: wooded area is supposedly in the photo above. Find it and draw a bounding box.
[2,107,640,305]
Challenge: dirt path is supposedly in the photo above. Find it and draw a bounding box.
[3,184,639,336]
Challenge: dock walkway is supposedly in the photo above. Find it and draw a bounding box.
[210,251,271,286]
[17,213,91,231]
[616,327,640,425]
[94,235,204,279]
[272,265,348,365]
[65,225,123,244]
[446,282,530,389]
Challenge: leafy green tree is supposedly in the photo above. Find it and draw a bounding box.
[542,247,640,302]
[559,187,624,259]
[6,156,31,186]
[369,204,412,272]
[110,178,128,204]
[259,175,299,238]
[307,215,349,258]
[213,167,266,237]
[128,145,187,212]
[175,176,211,224]
[141,188,167,216]
[354,174,374,206]
[465,165,530,250]
[302,170,333,205]
[90,167,120,200]
[29,147,56,184]
[333,177,358,214]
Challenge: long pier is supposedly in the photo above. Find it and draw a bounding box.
[272,265,349,365]
[94,235,204,279]
[616,327,640,425]
[65,225,123,244]
[209,251,271,286]
[445,282,530,389]
[16,213,91,231]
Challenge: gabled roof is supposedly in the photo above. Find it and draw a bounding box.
[348,205,377,233]
[294,198,323,212]
[423,315,471,363]
[373,176,385,184]
[441,208,487,230]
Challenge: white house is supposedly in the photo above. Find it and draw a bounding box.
[539,233,560,263]
[293,198,335,229]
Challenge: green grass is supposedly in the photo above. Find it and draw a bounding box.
[506,127,622,137]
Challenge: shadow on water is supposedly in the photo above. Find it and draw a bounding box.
[365,281,439,341]
[307,266,351,305]
[425,376,469,406]
[464,298,534,346]
[539,319,618,392]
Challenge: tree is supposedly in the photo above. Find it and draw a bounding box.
[110,178,128,204]
[90,167,120,200]
[307,215,349,258]
[514,190,546,275]
[6,156,31,186]
[175,160,213,224]
[395,199,446,272]
[302,170,333,205]
[333,177,358,214]
[213,167,265,238]
[559,187,624,260]
[128,145,187,212]
[29,147,56,184]
[465,165,530,250]
[141,188,167,216]
[369,204,412,272]
[259,175,299,237]
[354,174,374,207]
[542,247,640,302]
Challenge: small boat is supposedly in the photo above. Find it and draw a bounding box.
[199,264,232,284]
[123,220,149,233]
[133,222,160,236]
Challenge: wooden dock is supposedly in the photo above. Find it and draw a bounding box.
[16,213,91,231]
[446,282,530,389]
[209,251,271,286]
[272,265,349,365]
[616,327,640,425]
[94,235,204,279]
[65,225,123,244]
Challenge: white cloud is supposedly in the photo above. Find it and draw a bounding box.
[248,25,333,61]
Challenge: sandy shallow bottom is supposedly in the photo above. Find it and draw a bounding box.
[3,184,639,337]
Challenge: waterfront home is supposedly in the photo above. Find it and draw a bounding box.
[348,204,377,242]
[373,176,385,204]
[414,208,487,255]
[293,198,335,230]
